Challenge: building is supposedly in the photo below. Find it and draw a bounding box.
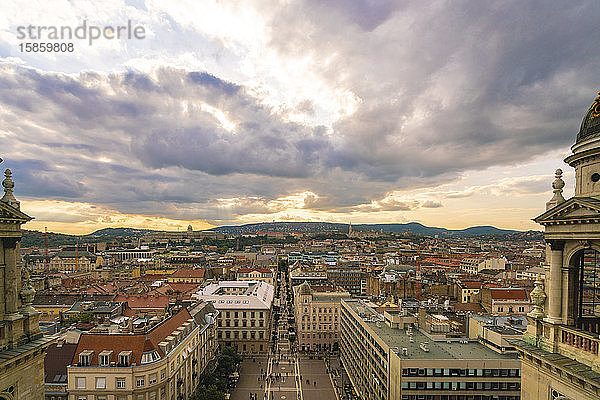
[63,301,126,324]
[341,299,521,400]
[45,341,78,400]
[288,261,328,286]
[166,269,206,284]
[511,92,600,400]
[236,268,275,286]
[467,315,524,355]
[293,282,350,352]
[515,266,545,281]
[104,248,156,262]
[50,249,101,273]
[192,281,274,354]
[0,166,55,399]
[67,302,218,400]
[457,281,482,303]
[480,288,532,315]
[327,262,365,296]
[460,257,506,275]
[100,265,141,281]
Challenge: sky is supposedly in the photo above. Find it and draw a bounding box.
[0,0,599,235]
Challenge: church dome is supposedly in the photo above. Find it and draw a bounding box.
[299,281,311,295]
[576,91,600,144]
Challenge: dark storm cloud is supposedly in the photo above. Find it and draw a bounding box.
[1,0,599,223]
[268,0,600,180]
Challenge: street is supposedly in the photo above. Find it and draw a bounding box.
[231,269,338,400]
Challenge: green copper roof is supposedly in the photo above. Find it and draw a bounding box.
[577,91,600,144]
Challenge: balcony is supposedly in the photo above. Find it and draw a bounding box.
[560,325,600,355]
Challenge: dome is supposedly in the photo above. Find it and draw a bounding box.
[576,91,600,144]
[299,281,311,295]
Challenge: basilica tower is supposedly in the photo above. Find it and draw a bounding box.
[0,163,54,400]
[512,93,600,400]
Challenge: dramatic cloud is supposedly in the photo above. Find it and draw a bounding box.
[0,0,598,232]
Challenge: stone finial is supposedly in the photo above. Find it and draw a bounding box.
[528,273,546,319]
[1,168,20,209]
[546,169,566,211]
[20,269,37,316]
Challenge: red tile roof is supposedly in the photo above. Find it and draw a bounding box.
[113,294,171,310]
[169,269,206,279]
[461,281,483,289]
[73,308,192,366]
[490,288,529,301]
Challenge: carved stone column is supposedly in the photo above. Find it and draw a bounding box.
[545,239,564,324]
[3,237,20,319]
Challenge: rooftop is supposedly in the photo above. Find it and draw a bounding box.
[343,299,518,361]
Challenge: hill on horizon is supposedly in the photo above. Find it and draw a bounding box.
[21,221,540,248]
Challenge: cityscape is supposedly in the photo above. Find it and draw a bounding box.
[1,1,600,400]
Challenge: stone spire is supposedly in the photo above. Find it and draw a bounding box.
[1,168,20,210]
[546,169,566,210]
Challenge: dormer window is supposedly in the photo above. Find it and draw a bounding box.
[78,350,93,366]
[99,350,112,366]
[118,351,132,367]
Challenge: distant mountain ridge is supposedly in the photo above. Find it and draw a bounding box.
[21,222,539,248]
[208,221,525,237]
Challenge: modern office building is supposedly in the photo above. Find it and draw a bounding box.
[67,302,218,400]
[192,280,273,354]
[293,282,350,352]
[341,299,521,400]
[510,92,600,399]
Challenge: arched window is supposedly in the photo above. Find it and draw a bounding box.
[573,249,600,333]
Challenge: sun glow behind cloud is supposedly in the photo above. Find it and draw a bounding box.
[1,0,598,234]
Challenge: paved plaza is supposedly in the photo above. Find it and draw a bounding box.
[231,270,338,400]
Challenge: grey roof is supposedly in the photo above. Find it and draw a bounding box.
[344,299,518,361]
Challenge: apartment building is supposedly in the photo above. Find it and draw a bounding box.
[50,249,101,273]
[166,269,206,284]
[460,257,506,275]
[481,288,532,315]
[293,282,350,352]
[457,281,483,303]
[236,268,275,286]
[340,299,521,400]
[192,281,273,354]
[326,262,365,296]
[67,302,218,400]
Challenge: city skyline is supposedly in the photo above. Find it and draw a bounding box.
[1,1,600,234]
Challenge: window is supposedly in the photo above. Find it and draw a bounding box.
[118,351,132,367]
[161,369,166,380]
[76,377,86,389]
[78,350,93,366]
[149,373,157,384]
[116,378,126,389]
[96,377,106,389]
[99,350,112,366]
[136,377,145,387]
